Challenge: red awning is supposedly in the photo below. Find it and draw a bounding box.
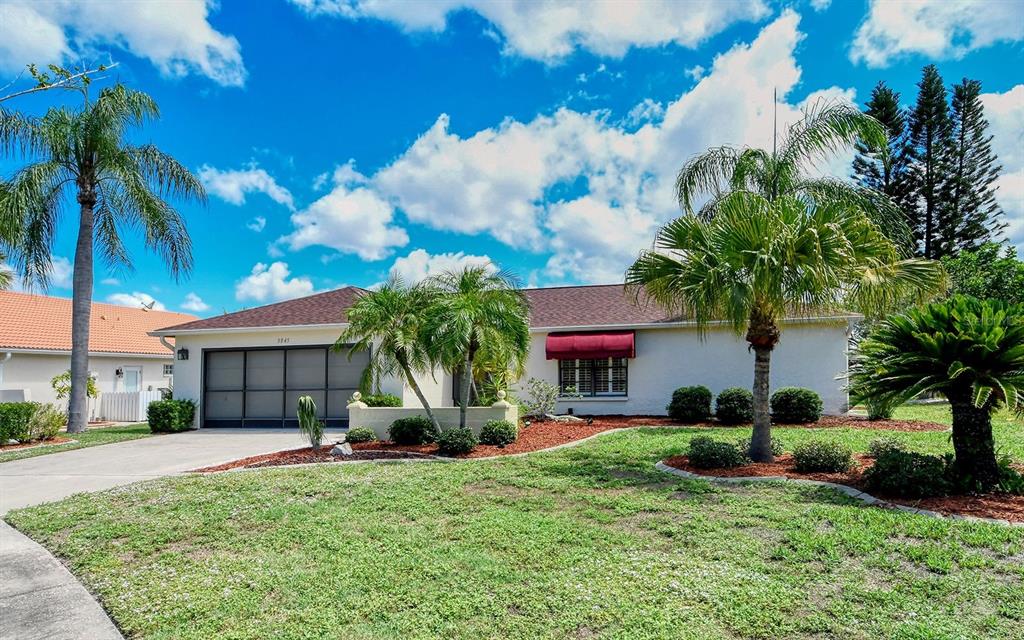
[545,330,635,360]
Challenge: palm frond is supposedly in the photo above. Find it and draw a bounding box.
[779,99,887,171]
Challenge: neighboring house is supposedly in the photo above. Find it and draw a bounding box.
[0,291,196,414]
[153,284,855,429]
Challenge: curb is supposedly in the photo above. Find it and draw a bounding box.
[654,461,1023,528]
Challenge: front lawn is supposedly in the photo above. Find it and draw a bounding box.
[0,423,153,464]
[6,406,1023,640]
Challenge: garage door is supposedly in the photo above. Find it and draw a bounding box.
[202,345,369,428]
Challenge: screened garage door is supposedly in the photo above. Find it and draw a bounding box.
[202,346,369,428]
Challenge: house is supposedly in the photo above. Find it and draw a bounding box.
[152,284,855,429]
[0,291,196,411]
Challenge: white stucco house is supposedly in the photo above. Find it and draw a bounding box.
[151,284,855,429]
[0,291,195,414]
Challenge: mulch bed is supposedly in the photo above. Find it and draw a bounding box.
[0,436,74,451]
[663,454,1024,523]
[194,448,432,472]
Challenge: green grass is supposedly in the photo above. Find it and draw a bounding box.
[7,405,1023,640]
[0,423,154,464]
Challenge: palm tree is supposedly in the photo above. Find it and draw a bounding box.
[676,100,914,251]
[423,266,530,429]
[0,84,204,433]
[627,191,945,461]
[850,296,1024,490]
[335,278,443,432]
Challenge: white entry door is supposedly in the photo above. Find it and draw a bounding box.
[122,366,142,392]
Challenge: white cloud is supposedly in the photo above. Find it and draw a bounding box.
[106,291,166,310]
[850,0,1024,68]
[281,164,408,261]
[388,248,494,284]
[809,0,831,11]
[180,292,210,312]
[685,65,706,82]
[626,99,665,126]
[983,84,1024,252]
[246,216,267,232]
[0,0,245,86]
[100,277,120,286]
[289,0,769,62]
[199,165,295,210]
[47,256,73,289]
[235,262,315,303]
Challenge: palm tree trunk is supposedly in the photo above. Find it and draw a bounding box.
[949,393,1000,490]
[459,348,474,429]
[67,193,95,434]
[395,352,440,433]
[749,345,774,462]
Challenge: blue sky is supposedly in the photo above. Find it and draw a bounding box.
[1,0,1022,316]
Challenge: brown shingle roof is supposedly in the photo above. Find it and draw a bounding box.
[0,290,196,355]
[155,286,365,333]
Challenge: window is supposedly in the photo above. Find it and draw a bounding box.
[163,363,174,376]
[558,358,627,397]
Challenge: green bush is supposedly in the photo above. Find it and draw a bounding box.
[437,426,477,455]
[867,435,906,459]
[345,426,378,443]
[147,399,196,433]
[862,450,953,498]
[362,393,402,408]
[715,387,753,424]
[865,398,895,421]
[770,387,823,423]
[996,456,1024,495]
[667,386,712,423]
[687,435,748,469]
[27,404,64,441]
[479,419,519,447]
[734,435,784,457]
[792,440,852,473]
[0,402,40,443]
[388,416,439,445]
[297,395,325,450]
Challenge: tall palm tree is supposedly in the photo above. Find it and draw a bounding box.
[423,266,530,429]
[335,279,443,432]
[676,100,914,251]
[0,84,204,433]
[850,296,1024,490]
[627,191,945,461]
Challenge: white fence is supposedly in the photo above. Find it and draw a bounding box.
[98,390,163,422]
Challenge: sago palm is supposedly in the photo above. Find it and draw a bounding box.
[335,278,443,432]
[423,266,530,429]
[850,296,1024,489]
[676,100,914,251]
[0,84,204,432]
[627,191,945,461]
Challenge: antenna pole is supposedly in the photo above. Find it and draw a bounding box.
[772,87,777,157]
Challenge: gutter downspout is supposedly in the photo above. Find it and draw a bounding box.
[159,336,175,352]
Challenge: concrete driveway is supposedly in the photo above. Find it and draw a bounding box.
[1,428,335,640]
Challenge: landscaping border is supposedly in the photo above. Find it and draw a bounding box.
[655,460,1024,528]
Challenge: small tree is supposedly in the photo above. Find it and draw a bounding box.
[942,242,1024,304]
[850,296,1024,490]
[51,370,98,400]
[296,395,324,451]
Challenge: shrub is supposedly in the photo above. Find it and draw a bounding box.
[862,450,953,498]
[362,393,402,408]
[996,456,1024,495]
[345,426,378,443]
[734,435,784,457]
[479,419,519,447]
[667,386,712,423]
[297,395,325,450]
[521,377,580,418]
[388,416,439,445]
[865,398,895,421]
[715,387,754,424]
[687,435,747,469]
[27,404,64,441]
[770,387,823,424]
[867,435,906,459]
[0,402,39,443]
[147,399,196,433]
[792,440,853,473]
[437,426,477,455]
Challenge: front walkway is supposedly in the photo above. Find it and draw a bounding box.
[0,429,334,640]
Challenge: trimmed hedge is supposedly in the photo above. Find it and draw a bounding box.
[867,436,906,459]
[437,426,477,455]
[0,402,39,443]
[388,416,439,445]
[479,419,519,447]
[863,450,953,498]
[147,399,197,433]
[792,440,852,473]
[715,387,754,425]
[667,386,712,423]
[362,393,402,408]
[345,426,378,443]
[687,435,747,469]
[770,387,823,424]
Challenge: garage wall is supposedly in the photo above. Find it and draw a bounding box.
[518,320,852,416]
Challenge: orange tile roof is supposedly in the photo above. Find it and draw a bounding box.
[0,290,197,356]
